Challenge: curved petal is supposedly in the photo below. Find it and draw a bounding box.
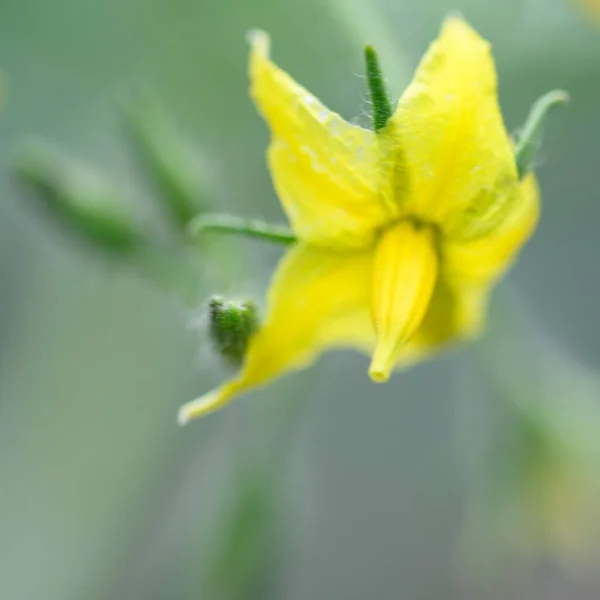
[386,17,519,239]
[392,273,489,368]
[178,244,375,422]
[249,31,394,248]
[443,174,539,286]
[390,174,539,370]
[392,173,538,369]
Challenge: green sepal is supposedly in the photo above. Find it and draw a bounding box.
[515,90,569,179]
[364,45,393,133]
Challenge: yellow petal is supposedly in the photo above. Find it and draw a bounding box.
[369,220,438,382]
[385,174,539,375]
[178,244,375,423]
[249,30,394,249]
[384,173,539,371]
[387,17,519,239]
[178,379,244,425]
[444,173,539,286]
[391,274,489,368]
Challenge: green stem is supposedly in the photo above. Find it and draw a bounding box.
[188,213,297,245]
[364,45,393,132]
[515,90,569,179]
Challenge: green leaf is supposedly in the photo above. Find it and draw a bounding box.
[15,141,144,254]
[126,95,211,230]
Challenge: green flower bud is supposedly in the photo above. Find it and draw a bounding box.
[15,141,144,254]
[208,296,259,367]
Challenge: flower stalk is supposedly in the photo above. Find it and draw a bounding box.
[188,213,296,246]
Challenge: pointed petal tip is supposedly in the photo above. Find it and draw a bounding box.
[177,406,191,426]
[177,396,212,426]
[246,29,270,55]
[440,14,488,46]
[177,381,242,424]
[443,11,466,23]
[441,13,468,33]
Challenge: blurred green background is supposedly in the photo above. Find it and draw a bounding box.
[1,0,600,598]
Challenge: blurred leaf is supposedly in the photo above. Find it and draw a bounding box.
[15,140,145,255]
[126,95,212,232]
[203,472,280,600]
[464,294,600,571]
[576,0,600,26]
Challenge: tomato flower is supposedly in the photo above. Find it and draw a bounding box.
[179,17,543,423]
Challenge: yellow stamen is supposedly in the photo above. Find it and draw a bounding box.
[369,220,438,382]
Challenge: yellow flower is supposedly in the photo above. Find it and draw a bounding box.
[178,17,539,424]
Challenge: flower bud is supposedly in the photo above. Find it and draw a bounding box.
[208,296,259,367]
